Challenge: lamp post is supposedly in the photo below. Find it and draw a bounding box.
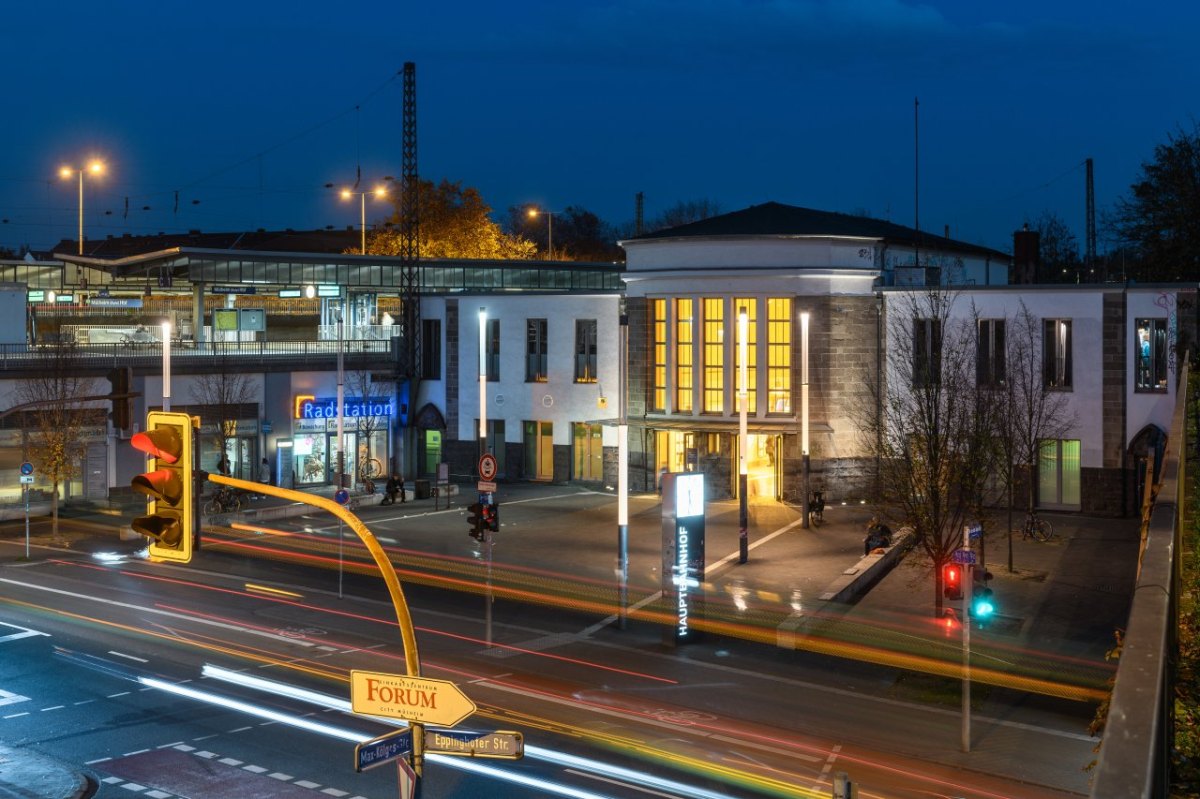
[738,307,749,564]
[800,312,811,529]
[617,312,629,626]
[340,185,388,254]
[479,307,494,648]
[527,207,557,260]
[60,160,105,255]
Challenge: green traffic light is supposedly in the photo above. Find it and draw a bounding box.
[973,598,995,617]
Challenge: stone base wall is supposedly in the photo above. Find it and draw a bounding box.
[1082,466,1134,517]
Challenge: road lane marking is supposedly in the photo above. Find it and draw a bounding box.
[108,650,149,663]
[0,577,317,648]
[0,690,30,707]
[2,712,29,719]
[810,743,842,794]
[564,768,686,798]
[0,621,50,642]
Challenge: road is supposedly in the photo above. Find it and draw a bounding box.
[0,487,1101,797]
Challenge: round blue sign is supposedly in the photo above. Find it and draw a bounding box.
[334,489,350,506]
[19,462,33,476]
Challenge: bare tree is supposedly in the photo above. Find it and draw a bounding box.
[15,345,102,540]
[859,290,999,615]
[344,367,392,487]
[188,348,257,476]
[995,302,1076,571]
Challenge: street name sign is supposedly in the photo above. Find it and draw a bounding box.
[354,728,412,772]
[350,670,477,727]
[424,729,524,760]
[951,548,977,565]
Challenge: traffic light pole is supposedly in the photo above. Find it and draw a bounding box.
[479,308,493,649]
[961,524,972,753]
[206,473,428,796]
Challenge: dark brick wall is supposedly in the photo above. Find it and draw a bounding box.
[626,297,649,419]
[1082,466,1134,517]
[446,301,459,438]
[1102,294,1125,470]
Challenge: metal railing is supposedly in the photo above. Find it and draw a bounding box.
[1089,359,1190,798]
[0,339,392,370]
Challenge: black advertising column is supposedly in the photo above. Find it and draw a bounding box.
[661,472,706,646]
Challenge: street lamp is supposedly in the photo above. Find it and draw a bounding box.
[340,185,388,255]
[527,207,557,260]
[60,160,105,255]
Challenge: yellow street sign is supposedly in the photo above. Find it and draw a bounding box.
[350,670,477,727]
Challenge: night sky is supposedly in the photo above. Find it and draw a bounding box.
[3,1,1196,255]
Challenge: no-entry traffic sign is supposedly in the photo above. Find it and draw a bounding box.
[478,453,497,481]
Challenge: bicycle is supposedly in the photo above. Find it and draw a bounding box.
[1019,511,1054,542]
[808,490,825,527]
[203,486,242,515]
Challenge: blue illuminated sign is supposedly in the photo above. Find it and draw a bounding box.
[294,396,393,419]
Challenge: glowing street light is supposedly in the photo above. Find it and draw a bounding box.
[340,185,388,255]
[527,207,558,260]
[60,160,105,255]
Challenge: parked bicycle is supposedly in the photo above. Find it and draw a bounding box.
[809,490,825,527]
[203,486,242,515]
[1019,510,1054,542]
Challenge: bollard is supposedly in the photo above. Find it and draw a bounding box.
[832,771,857,799]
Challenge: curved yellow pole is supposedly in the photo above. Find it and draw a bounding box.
[207,474,425,774]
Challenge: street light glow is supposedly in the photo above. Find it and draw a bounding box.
[340,188,352,199]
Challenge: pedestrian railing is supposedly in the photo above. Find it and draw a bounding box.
[1089,359,1190,798]
[0,339,391,369]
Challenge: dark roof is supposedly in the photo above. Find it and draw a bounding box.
[626,201,1008,258]
[52,228,364,259]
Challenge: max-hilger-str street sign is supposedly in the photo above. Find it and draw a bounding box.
[350,670,477,727]
[424,729,524,760]
[354,728,413,772]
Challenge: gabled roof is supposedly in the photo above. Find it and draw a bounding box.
[624,201,1009,259]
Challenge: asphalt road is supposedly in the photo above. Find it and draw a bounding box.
[0,485,1108,797]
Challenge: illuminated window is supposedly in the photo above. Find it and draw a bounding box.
[1134,318,1168,392]
[1042,319,1072,389]
[703,298,724,412]
[574,319,598,383]
[766,298,791,413]
[675,298,694,413]
[734,298,757,414]
[651,299,667,412]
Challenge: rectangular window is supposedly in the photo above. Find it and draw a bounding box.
[703,298,724,412]
[675,298,694,413]
[651,299,667,412]
[1135,318,1168,392]
[574,319,598,383]
[526,318,548,382]
[913,318,942,387]
[420,319,441,380]
[976,319,1005,388]
[734,298,758,414]
[486,318,500,382]
[766,297,792,413]
[1042,319,1072,389]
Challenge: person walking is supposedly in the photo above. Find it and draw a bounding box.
[258,457,271,485]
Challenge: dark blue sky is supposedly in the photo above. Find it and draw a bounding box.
[3,1,1196,254]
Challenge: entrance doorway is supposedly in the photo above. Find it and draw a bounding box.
[1038,439,1081,510]
[524,421,553,480]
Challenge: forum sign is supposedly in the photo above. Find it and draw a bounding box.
[661,472,705,645]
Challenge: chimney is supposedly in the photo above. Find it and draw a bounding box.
[1012,224,1041,284]
[944,224,950,239]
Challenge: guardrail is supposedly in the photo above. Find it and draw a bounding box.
[1089,360,1190,798]
[0,339,392,369]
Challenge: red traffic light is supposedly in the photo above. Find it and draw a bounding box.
[943,563,963,600]
[132,427,182,464]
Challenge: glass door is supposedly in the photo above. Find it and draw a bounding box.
[1037,439,1081,510]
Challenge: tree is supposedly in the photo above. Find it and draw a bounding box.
[1031,211,1082,283]
[15,345,103,540]
[188,348,257,477]
[1112,124,1200,282]
[649,199,722,231]
[994,302,1075,571]
[365,179,536,260]
[857,290,999,615]
[344,366,392,487]
[505,204,622,261]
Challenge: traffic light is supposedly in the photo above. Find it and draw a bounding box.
[942,563,963,600]
[467,502,484,541]
[108,367,133,432]
[972,569,995,619]
[482,500,499,534]
[131,411,196,563]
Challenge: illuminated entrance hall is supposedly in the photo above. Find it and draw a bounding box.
[655,430,779,500]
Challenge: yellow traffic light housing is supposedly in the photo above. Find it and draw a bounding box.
[131,411,196,563]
